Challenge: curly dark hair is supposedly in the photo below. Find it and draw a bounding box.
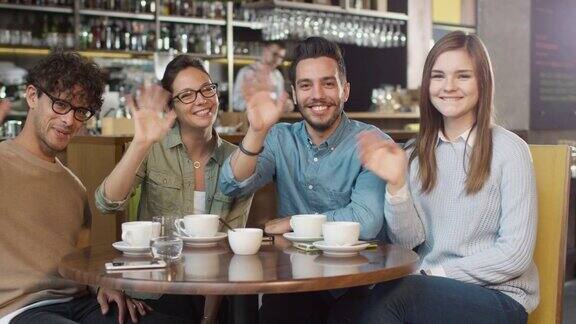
[26,51,106,112]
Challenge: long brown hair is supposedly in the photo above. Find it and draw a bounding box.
[410,31,494,194]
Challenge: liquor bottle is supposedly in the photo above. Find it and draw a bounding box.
[130,21,141,51]
[64,17,74,48]
[121,20,130,50]
[111,20,121,50]
[30,14,44,47]
[158,25,166,51]
[161,0,170,15]
[91,19,102,49]
[146,23,155,51]
[104,20,114,49]
[79,23,90,50]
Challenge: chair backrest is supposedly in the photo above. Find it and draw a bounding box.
[528,145,571,324]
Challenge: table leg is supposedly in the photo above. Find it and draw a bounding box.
[201,295,223,324]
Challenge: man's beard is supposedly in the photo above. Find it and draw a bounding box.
[298,100,343,132]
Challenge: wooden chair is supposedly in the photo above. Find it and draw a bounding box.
[528,145,571,324]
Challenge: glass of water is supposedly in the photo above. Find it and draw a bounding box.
[151,236,183,261]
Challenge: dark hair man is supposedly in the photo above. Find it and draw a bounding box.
[0,51,184,324]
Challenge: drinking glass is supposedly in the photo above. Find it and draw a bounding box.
[151,236,183,261]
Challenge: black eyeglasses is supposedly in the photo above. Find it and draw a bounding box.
[34,84,95,122]
[171,83,218,105]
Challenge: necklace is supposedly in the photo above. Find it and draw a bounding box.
[187,137,215,170]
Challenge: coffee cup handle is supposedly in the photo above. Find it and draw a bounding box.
[289,216,294,230]
[174,219,185,235]
[121,230,131,244]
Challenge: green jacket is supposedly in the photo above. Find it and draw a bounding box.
[95,123,252,229]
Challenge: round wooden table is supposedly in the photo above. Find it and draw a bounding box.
[60,237,418,294]
[59,236,419,323]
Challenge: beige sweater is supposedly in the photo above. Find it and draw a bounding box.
[0,140,90,317]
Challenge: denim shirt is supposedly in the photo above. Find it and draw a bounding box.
[220,113,387,239]
[95,123,253,229]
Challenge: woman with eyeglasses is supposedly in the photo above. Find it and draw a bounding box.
[95,55,252,322]
[95,54,253,233]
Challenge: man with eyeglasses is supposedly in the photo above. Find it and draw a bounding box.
[0,51,185,324]
[232,41,294,112]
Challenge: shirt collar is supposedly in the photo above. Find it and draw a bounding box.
[437,127,476,147]
[301,112,350,149]
[163,122,226,165]
[165,122,183,149]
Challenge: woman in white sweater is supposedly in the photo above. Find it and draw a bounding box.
[331,31,539,324]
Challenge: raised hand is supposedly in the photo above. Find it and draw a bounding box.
[241,65,275,103]
[126,85,177,145]
[241,65,287,133]
[246,91,288,133]
[357,131,408,190]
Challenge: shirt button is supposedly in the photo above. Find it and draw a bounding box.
[330,147,335,151]
[163,179,167,184]
[308,185,314,190]
[313,157,318,162]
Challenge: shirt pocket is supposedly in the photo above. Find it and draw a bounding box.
[212,192,234,219]
[145,170,182,213]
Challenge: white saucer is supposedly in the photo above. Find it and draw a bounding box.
[176,232,228,247]
[312,241,370,257]
[283,232,323,243]
[112,241,150,255]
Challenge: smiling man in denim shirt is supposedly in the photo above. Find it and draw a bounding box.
[220,37,390,323]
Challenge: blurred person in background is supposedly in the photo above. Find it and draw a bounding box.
[233,41,293,112]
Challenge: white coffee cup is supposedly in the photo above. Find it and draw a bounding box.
[174,214,219,237]
[322,222,360,246]
[121,221,161,247]
[290,253,323,279]
[290,214,327,238]
[228,228,263,255]
[228,255,263,281]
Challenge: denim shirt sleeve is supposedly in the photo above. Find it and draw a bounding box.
[220,127,278,197]
[95,155,146,214]
[323,167,387,240]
